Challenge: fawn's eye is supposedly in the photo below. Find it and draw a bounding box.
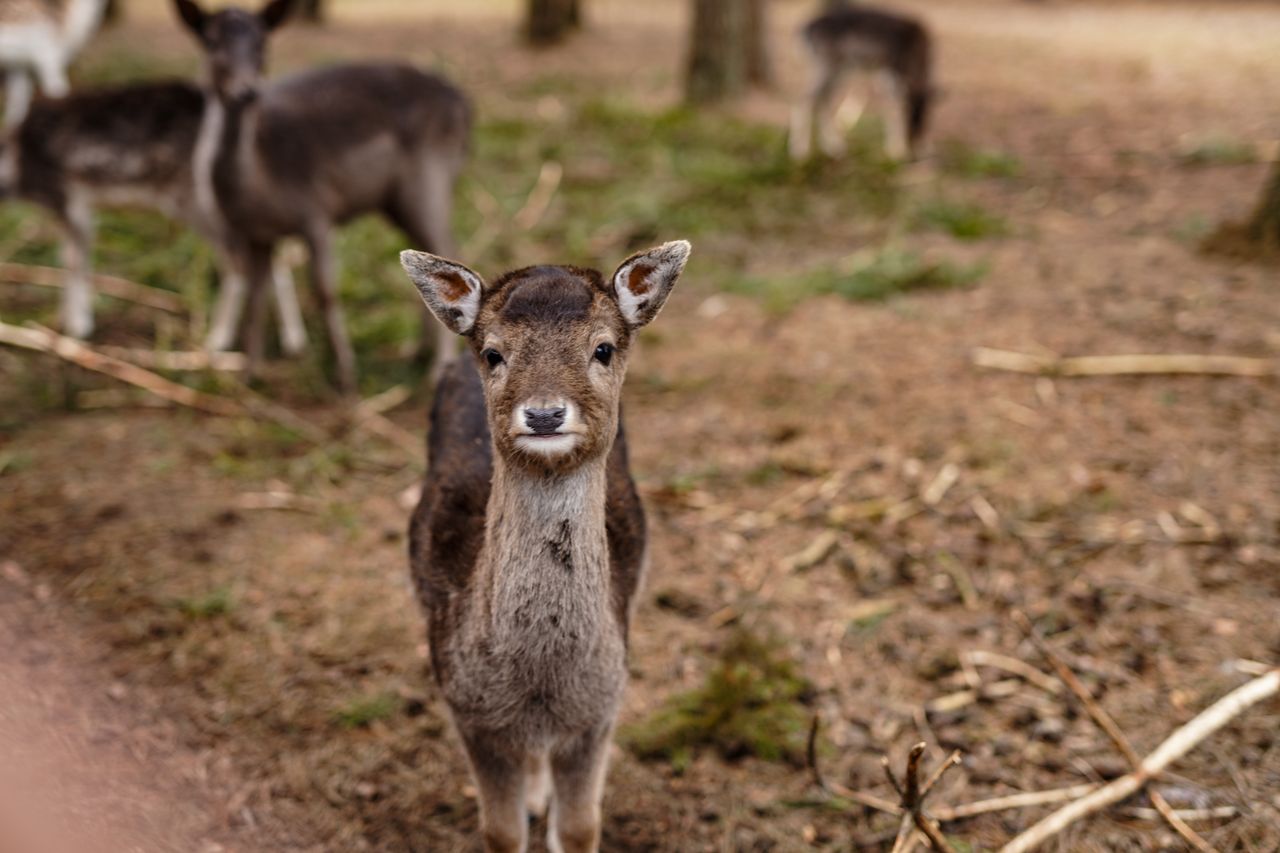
[482,348,504,369]
[593,343,615,366]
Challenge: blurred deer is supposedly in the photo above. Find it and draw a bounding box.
[174,0,470,392]
[0,0,108,128]
[400,240,691,853]
[789,1,934,161]
[0,80,305,347]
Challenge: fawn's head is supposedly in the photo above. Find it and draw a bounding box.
[402,242,690,474]
[174,0,293,104]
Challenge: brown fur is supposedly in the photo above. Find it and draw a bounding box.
[401,243,689,852]
[175,0,471,391]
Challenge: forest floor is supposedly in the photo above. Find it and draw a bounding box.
[1,0,1278,850]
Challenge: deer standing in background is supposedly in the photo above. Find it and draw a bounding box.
[0,80,306,348]
[174,0,470,392]
[400,240,691,853]
[789,1,934,162]
[0,0,107,128]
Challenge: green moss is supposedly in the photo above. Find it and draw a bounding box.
[913,196,1008,241]
[622,629,812,770]
[334,692,398,729]
[938,140,1023,179]
[176,586,234,619]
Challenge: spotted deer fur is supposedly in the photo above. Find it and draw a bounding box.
[401,241,691,853]
[790,1,934,161]
[0,80,304,348]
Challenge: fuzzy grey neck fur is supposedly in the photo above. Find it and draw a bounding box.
[451,456,626,741]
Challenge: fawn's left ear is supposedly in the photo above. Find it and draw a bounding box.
[610,240,691,329]
[400,251,485,336]
[173,0,208,38]
[259,0,294,31]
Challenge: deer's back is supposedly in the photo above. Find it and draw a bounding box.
[409,357,647,678]
[16,81,203,208]
[255,63,469,188]
[804,6,930,75]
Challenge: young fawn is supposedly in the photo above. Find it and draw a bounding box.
[790,1,934,162]
[174,0,470,391]
[400,240,691,853]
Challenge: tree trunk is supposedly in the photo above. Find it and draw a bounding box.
[685,0,771,102]
[1246,158,1280,247]
[300,0,325,23]
[526,0,582,46]
[744,0,771,86]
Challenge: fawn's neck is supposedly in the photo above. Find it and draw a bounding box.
[478,457,614,645]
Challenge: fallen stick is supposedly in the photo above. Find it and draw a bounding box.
[1001,667,1280,853]
[963,651,1063,697]
[934,784,1097,822]
[95,346,248,372]
[513,161,563,231]
[1014,612,1217,852]
[973,348,1275,378]
[0,262,186,314]
[0,322,242,416]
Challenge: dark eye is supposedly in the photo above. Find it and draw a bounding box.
[593,343,615,366]
[482,348,504,369]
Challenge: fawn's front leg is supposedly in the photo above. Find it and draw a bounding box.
[462,734,528,853]
[547,725,613,853]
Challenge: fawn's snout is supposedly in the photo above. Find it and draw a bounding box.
[513,399,583,457]
[523,404,567,435]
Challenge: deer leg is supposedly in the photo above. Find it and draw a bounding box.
[460,734,528,853]
[58,195,95,340]
[305,224,357,395]
[32,49,69,99]
[789,62,831,161]
[877,71,909,161]
[206,248,248,352]
[816,69,851,158]
[547,726,612,853]
[525,749,552,820]
[242,245,273,380]
[391,156,460,384]
[834,79,867,134]
[270,250,308,357]
[3,71,33,129]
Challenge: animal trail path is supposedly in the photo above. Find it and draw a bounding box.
[0,566,303,853]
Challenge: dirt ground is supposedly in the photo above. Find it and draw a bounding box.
[2,1,1279,851]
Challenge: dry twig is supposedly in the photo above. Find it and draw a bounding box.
[0,321,242,416]
[973,347,1275,378]
[1000,665,1279,853]
[0,262,186,313]
[1014,612,1218,852]
[513,161,563,231]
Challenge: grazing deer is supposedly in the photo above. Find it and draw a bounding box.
[789,1,934,162]
[400,240,691,853]
[0,80,306,349]
[1,0,108,128]
[174,0,471,392]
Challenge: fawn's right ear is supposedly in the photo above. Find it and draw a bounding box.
[400,251,485,336]
[173,0,207,39]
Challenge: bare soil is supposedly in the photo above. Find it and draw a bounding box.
[2,1,1279,851]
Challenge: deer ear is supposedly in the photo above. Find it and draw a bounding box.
[400,251,485,336]
[610,240,690,329]
[259,0,294,31]
[174,0,207,38]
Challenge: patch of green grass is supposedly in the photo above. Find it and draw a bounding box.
[176,586,234,619]
[939,140,1022,179]
[730,249,986,312]
[744,461,785,487]
[622,629,812,770]
[0,450,35,477]
[333,692,398,729]
[1178,136,1257,167]
[912,196,1008,241]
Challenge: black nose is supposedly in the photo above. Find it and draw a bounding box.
[525,407,566,435]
